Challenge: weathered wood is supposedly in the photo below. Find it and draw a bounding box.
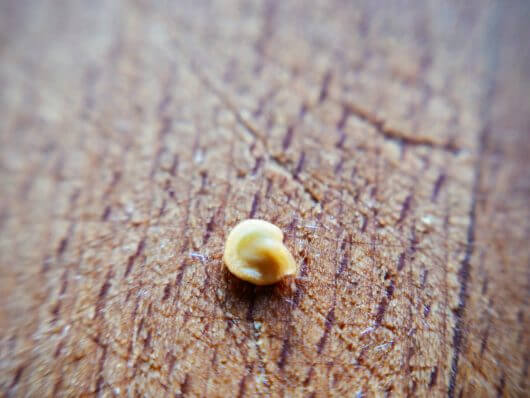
[1,1,529,396]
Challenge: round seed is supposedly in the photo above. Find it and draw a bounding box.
[223,219,297,285]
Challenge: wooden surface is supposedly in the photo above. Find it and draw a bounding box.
[1,1,529,396]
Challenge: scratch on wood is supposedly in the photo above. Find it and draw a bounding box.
[282,125,295,150]
[124,238,146,278]
[397,252,406,272]
[318,70,333,103]
[9,364,25,390]
[344,101,460,153]
[432,173,446,202]
[317,307,335,354]
[94,270,113,319]
[397,194,412,224]
[249,191,260,218]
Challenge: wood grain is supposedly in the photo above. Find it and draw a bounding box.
[1,1,529,396]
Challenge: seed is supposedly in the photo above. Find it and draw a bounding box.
[223,219,297,285]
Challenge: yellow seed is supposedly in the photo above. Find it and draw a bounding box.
[223,219,297,285]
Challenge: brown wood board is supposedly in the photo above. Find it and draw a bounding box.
[0,1,529,396]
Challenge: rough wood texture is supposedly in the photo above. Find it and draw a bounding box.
[1,1,529,397]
